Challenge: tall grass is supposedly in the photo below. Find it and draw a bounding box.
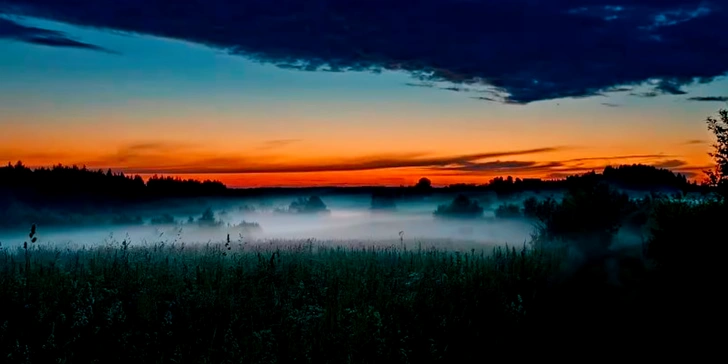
[0,236,558,363]
[2,185,724,362]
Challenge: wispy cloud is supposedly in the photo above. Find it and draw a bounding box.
[403,82,435,88]
[72,141,200,168]
[683,139,707,145]
[0,16,117,53]
[562,154,672,163]
[257,139,302,151]
[7,142,709,182]
[426,153,688,178]
[99,146,566,174]
[1,0,726,104]
[686,96,728,102]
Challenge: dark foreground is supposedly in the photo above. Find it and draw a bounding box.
[0,235,719,363]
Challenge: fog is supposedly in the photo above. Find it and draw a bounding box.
[0,195,537,250]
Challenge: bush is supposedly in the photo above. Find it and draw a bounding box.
[150,213,176,225]
[530,183,631,253]
[433,194,484,219]
[234,220,263,233]
[645,197,725,274]
[238,204,256,212]
[198,207,223,227]
[522,197,539,219]
[494,203,522,219]
[370,193,397,210]
[288,196,330,214]
[110,213,143,226]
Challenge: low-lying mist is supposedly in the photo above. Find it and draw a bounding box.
[0,195,537,250]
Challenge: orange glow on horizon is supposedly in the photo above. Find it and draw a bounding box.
[2,148,713,188]
[0,129,715,188]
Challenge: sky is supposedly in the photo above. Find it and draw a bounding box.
[1,0,727,187]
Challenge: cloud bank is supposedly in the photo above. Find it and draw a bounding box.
[0,16,116,53]
[1,0,727,104]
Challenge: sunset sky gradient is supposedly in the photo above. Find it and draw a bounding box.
[1,1,727,187]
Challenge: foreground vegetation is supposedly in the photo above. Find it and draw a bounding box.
[1,186,723,362]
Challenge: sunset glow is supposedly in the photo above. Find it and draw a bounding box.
[1,13,725,187]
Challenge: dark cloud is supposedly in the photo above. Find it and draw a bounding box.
[433,160,565,174]
[440,86,469,92]
[604,86,634,93]
[431,155,695,177]
[1,0,726,104]
[653,79,688,95]
[471,96,498,102]
[686,96,728,102]
[601,102,621,107]
[631,91,659,98]
[403,82,435,88]
[563,154,673,163]
[683,139,707,145]
[0,16,117,53]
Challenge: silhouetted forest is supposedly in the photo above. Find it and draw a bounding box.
[0,162,226,206]
[0,160,705,228]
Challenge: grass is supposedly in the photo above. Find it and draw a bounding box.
[1,187,724,362]
[0,233,561,363]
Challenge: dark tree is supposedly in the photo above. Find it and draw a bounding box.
[433,194,484,219]
[494,203,521,219]
[705,109,728,195]
[289,196,329,214]
[415,177,432,189]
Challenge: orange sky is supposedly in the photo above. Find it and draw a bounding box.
[0,138,715,187]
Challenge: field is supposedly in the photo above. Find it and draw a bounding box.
[1,191,723,362]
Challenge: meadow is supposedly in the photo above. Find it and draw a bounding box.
[0,187,724,362]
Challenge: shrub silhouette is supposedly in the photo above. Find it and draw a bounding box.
[494,203,522,219]
[150,213,176,225]
[705,108,728,196]
[370,193,397,210]
[621,194,658,232]
[288,196,330,214]
[110,214,143,226]
[433,194,484,219]
[198,207,223,227]
[531,182,631,253]
[522,196,540,219]
[233,220,262,233]
[646,197,725,275]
